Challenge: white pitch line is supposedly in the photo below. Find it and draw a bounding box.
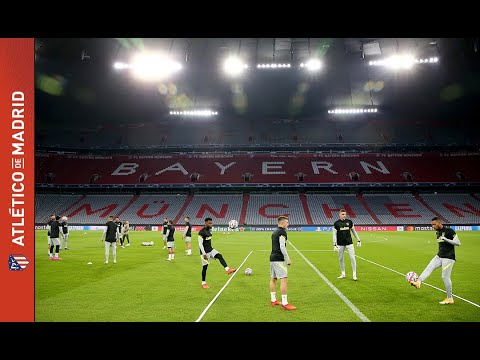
[288,241,371,322]
[356,255,480,309]
[195,250,253,322]
[257,249,334,252]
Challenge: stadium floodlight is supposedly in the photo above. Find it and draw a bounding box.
[414,57,439,64]
[369,55,439,68]
[113,62,131,70]
[384,54,415,70]
[169,110,218,117]
[328,108,378,115]
[256,63,291,69]
[302,58,322,71]
[128,52,182,81]
[223,56,248,77]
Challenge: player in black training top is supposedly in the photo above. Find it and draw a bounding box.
[410,217,461,305]
[182,216,192,256]
[269,216,296,310]
[165,220,176,261]
[333,209,361,281]
[48,215,62,260]
[198,217,236,288]
[101,215,119,264]
[47,214,55,255]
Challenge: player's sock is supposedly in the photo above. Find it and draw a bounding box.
[270,292,277,302]
[281,295,288,306]
[171,254,174,260]
[225,266,230,271]
[202,265,208,281]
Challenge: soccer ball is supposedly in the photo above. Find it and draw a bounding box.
[406,271,418,283]
[245,267,253,276]
[228,219,239,229]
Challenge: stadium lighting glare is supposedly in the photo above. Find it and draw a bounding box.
[304,58,322,71]
[169,110,218,117]
[369,55,439,68]
[113,62,130,70]
[129,52,182,81]
[384,54,415,69]
[328,108,378,114]
[223,56,248,77]
[415,57,438,64]
[256,63,291,69]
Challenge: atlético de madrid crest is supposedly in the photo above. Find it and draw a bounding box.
[8,254,30,271]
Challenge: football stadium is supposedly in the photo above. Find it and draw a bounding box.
[35,38,480,322]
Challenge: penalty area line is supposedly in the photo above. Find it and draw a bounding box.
[195,250,253,322]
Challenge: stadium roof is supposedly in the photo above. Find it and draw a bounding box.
[35,38,479,133]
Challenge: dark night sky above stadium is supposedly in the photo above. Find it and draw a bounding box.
[34,38,479,138]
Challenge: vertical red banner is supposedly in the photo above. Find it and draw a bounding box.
[0,39,34,321]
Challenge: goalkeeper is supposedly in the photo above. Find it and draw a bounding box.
[332,209,361,281]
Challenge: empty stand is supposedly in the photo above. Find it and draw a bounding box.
[60,194,134,223]
[35,193,480,225]
[245,194,307,225]
[419,193,480,224]
[307,194,376,225]
[362,194,436,224]
[36,152,480,185]
[118,194,187,225]
[35,193,83,223]
[176,194,243,225]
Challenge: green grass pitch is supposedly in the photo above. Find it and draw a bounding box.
[35,230,480,322]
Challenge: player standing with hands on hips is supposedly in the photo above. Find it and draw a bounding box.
[269,216,296,310]
[333,209,361,281]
